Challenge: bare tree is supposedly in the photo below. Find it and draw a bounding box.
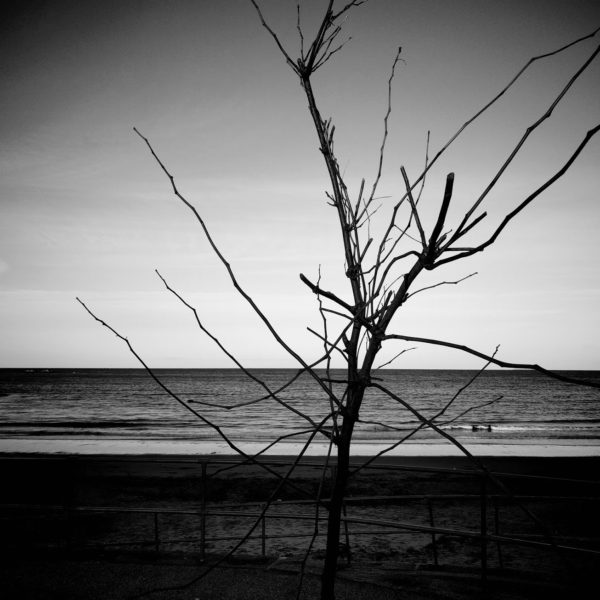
[78,2,599,599]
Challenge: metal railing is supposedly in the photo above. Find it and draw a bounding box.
[2,456,599,587]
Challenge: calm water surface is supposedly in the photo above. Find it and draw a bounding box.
[1,369,599,452]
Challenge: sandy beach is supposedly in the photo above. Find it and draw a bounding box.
[1,452,599,598]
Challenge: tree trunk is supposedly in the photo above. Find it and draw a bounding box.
[320,418,354,600]
[321,372,366,600]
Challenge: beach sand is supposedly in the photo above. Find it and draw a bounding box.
[1,453,599,599]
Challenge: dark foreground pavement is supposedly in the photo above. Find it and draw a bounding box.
[0,551,582,600]
[0,555,405,600]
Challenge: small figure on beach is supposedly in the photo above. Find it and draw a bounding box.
[472,424,493,432]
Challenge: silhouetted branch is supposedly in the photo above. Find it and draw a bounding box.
[307,323,349,355]
[365,47,404,208]
[76,297,321,477]
[400,166,427,248]
[331,0,367,21]
[383,333,600,389]
[427,172,454,251]
[374,346,416,369]
[300,273,354,314]
[432,346,502,427]
[156,269,333,431]
[369,380,564,555]
[133,127,342,409]
[405,271,477,301]
[415,130,431,205]
[296,2,305,58]
[249,0,300,74]
[452,42,600,239]
[354,353,498,473]
[408,26,600,197]
[436,123,600,266]
[439,396,503,427]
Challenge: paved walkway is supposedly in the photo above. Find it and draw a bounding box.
[0,552,577,600]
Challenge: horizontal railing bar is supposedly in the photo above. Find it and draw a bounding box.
[2,455,598,486]
[3,503,600,557]
[3,489,599,515]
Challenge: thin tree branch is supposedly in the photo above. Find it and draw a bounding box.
[296,1,305,58]
[313,35,351,71]
[452,42,600,240]
[249,0,300,74]
[409,27,600,200]
[439,396,503,427]
[156,269,333,430]
[405,272,477,301]
[331,0,367,22]
[432,346,500,422]
[307,326,349,362]
[300,273,355,314]
[375,346,416,369]
[304,0,335,71]
[427,172,454,252]
[133,127,341,408]
[415,130,431,205]
[76,297,324,477]
[368,46,403,205]
[400,166,427,248]
[436,124,600,266]
[354,354,498,473]
[383,333,600,389]
[368,381,564,557]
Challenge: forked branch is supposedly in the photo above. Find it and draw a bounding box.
[452,41,600,238]
[436,124,600,265]
[133,127,341,407]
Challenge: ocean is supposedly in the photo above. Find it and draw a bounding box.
[1,368,599,455]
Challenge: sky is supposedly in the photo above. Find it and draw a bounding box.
[1,0,599,370]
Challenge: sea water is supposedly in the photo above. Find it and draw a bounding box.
[1,368,599,455]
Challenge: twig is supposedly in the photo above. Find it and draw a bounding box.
[400,166,427,248]
[375,346,416,369]
[367,47,404,207]
[405,272,477,301]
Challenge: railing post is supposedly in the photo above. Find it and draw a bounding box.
[427,498,439,567]
[63,458,75,551]
[330,465,337,488]
[261,504,266,557]
[480,475,488,592]
[342,500,351,565]
[64,505,73,551]
[200,461,207,561]
[154,512,160,553]
[494,496,504,569]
